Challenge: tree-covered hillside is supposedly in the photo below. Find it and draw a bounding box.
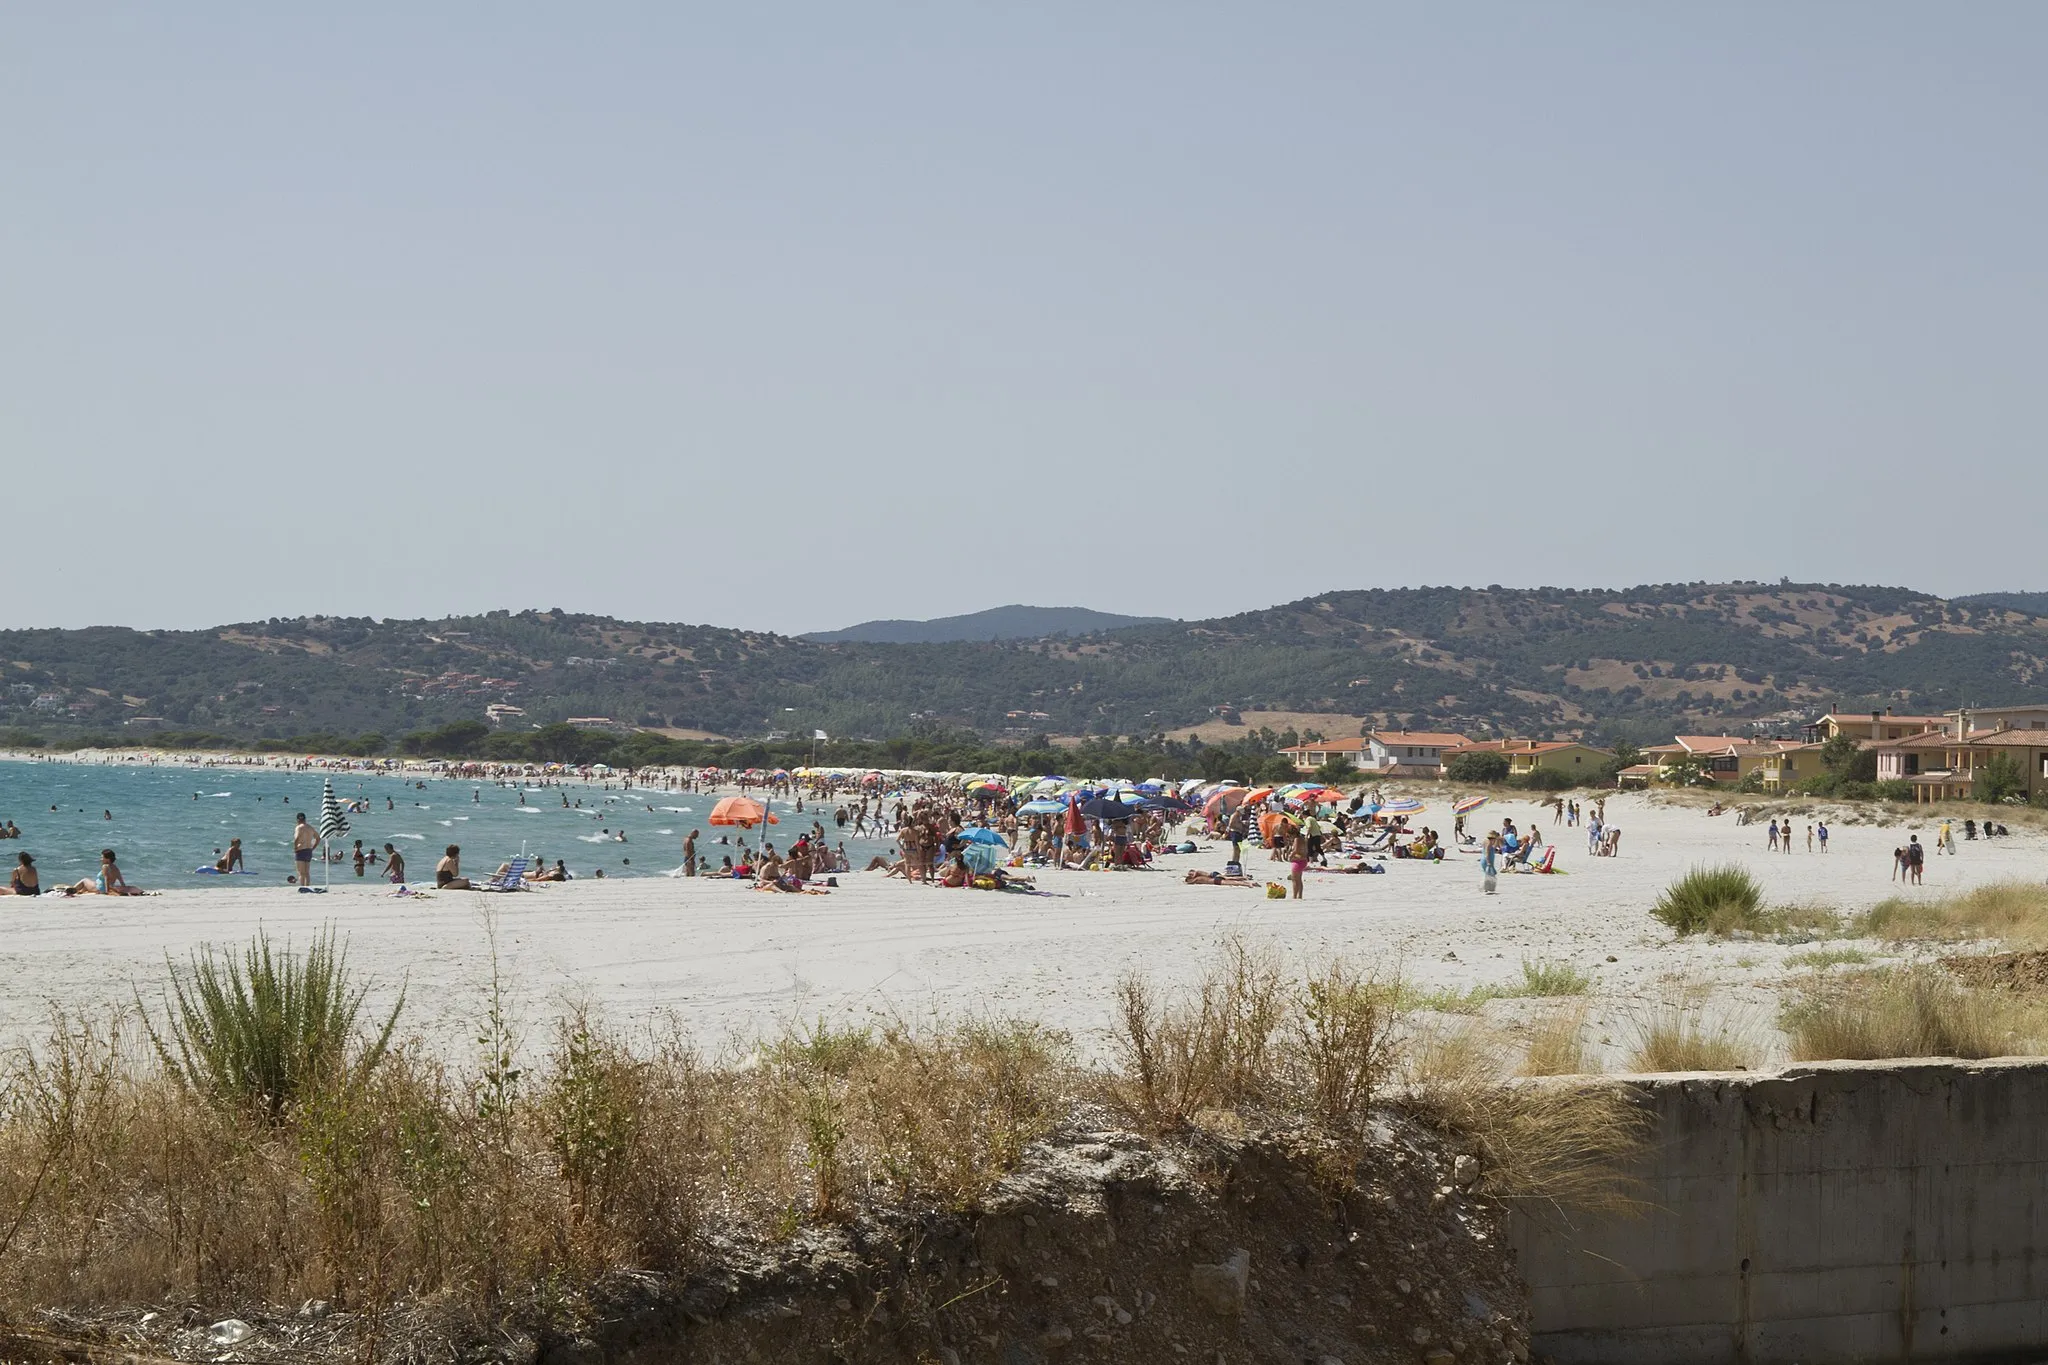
[2,582,2043,746]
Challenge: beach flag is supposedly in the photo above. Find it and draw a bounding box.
[814,729,829,741]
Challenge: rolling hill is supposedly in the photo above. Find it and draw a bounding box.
[802,605,1170,644]
[2,582,2044,747]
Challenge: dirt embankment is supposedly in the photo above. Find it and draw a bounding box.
[5,1117,1526,1365]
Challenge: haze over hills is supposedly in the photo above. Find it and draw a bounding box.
[1,582,2044,747]
[802,605,1171,645]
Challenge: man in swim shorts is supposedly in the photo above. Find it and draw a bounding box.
[293,813,318,884]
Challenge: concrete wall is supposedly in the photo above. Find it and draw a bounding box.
[1510,1058,2048,1365]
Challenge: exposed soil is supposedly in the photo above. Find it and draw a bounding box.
[1944,950,2048,992]
[3,1113,1527,1365]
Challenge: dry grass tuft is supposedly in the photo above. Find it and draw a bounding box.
[1855,882,2048,946]
[1521,1004,1595,1077]
[1398,1022,1646,1214]
[1780,965,2048,1061]
[1623,1000,1758,1073]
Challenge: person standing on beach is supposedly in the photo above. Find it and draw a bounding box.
[383,843,406,883]
[1907,835,1925,884]
[1287,824,1310,899]
[1225,806,1249,868]
[292,813,318,883]
[1766,819,1780,852]
[1480,833,1500,895]
[1817,821,1829,852]
[683,829,699,877]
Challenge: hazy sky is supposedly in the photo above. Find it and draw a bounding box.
[6,4,2043,635]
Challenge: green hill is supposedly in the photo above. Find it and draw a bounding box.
[802,604,1169,644]
[3,582,2044,747]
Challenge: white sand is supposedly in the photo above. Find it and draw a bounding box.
[4,794,2041,1069]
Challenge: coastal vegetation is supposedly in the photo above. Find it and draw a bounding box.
[0,933,1646,1332]
[2,581,2044,750]
[1651,865,1768,937]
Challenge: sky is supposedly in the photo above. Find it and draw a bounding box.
[5,4,2044,635]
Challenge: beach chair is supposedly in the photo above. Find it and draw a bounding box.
[484,857,531,892]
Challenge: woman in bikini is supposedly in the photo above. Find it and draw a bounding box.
[3,852,38,895]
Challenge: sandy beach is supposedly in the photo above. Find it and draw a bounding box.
[5,792,2042,1070]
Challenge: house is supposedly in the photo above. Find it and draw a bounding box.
[1947,704,2048,733]
[1365,730,1472,774]
[1636,735,1806,786]
[1874,712,2048,803]
[485,703,527,725]
[1804,709,1947,744]
[1752,742,1829,790]
[1441,738,1614,779]
[1277,730,1471,776]
[1279,736,1370,773]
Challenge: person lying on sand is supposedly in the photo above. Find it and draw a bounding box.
[1183,868,1258,887]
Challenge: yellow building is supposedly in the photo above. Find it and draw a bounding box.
[1443,739,1613,779]
[1633,736,1807,787]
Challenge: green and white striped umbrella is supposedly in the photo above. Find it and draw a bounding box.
[318,777,351,842]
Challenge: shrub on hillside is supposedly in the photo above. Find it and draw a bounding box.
[1652,865,1766,937]
[1517,767,1576,792]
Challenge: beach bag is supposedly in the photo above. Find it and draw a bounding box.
[1265,882,1286,899]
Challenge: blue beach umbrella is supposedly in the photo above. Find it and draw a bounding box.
[958,826,1008,847]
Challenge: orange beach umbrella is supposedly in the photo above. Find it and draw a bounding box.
[708,796,778,829]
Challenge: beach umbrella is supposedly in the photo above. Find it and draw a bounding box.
[1017,798,1065,816]
[1454,795,1489,816]
[1381,798,1426,815]
[961,841,1003,875]
[1080,796,1141,820]
[1292,787,1347,805]
[709,796,778,830]
[1137,794,1192,812]
[957,826,1009,847]
[317,778,351,890]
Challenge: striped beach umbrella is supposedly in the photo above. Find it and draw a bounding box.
[319,777,351,842]
[317,777,351,890]
[1454,795,1489,816]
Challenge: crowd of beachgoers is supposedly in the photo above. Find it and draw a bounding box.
[0,747,1600,901]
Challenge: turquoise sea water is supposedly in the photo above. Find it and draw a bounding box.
[0,760,892,889]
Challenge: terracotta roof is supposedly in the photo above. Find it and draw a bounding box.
[1819,712,1947,725]
[1964,728,2048,747]
[1369,730,1472,748]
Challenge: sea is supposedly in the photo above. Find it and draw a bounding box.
[0,759,895,889]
